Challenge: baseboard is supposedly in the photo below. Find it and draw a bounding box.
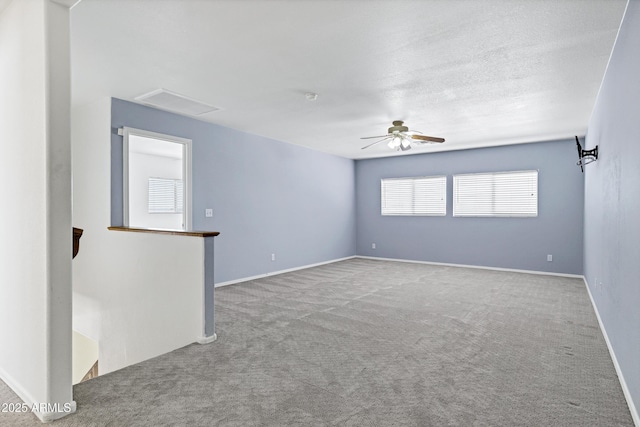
[197,334,217,345]
[0,367,76,422]
[38,401,77,423]
[0,367,40,418]
[583,277,639,426]
[214,255,357,288]
[356,255,584,279]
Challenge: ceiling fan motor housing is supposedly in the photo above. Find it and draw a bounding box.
[388,120,409,134]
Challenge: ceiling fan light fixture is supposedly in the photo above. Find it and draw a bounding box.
[360,120,444,151]
[388,135,403,150]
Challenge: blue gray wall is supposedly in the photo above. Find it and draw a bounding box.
[584,0,640,418]
[355,140,584,274]
[111,99,356,283]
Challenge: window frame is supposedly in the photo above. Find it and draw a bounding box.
[121,126,192,230]
[381,175,447,217]
[452,169,538,218]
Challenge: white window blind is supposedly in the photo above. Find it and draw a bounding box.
[148,177,184,214]
[453,170,538,217]
[381,176,446,216]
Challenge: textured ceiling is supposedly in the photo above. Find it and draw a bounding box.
[70,0,627,159]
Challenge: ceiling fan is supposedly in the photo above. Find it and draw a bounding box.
[361,120,445,151]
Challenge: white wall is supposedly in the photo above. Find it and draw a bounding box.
[0,0,74,422]
[72,98,205,375]
[0,0,48,408]
[129,152,183,230]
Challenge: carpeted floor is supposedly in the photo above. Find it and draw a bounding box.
[0,258,633,426]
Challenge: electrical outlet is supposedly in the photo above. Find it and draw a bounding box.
[271,253,276,261]
[372,243,376,249]
[547,254,553,262]
[205,209,213,217]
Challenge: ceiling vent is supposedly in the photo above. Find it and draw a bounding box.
[134,89,220,116]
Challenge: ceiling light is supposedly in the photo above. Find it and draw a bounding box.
[305,92,318,101]
[388,135,403,150]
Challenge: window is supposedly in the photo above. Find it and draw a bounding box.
[453,170,538,217]
[381,176,446,216]
[148,178,183,214]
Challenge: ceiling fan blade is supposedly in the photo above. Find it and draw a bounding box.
[361,136,391,150]
[411,134,445,143]
[360,135,390,140]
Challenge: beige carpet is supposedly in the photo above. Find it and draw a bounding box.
[0,258,633,426]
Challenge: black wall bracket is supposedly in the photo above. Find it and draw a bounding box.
[576,136,598,173]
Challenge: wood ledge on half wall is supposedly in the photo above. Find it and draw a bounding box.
[73,227,83,259]
[108,226,220,238]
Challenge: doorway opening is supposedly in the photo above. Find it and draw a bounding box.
[121,127,192,230]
